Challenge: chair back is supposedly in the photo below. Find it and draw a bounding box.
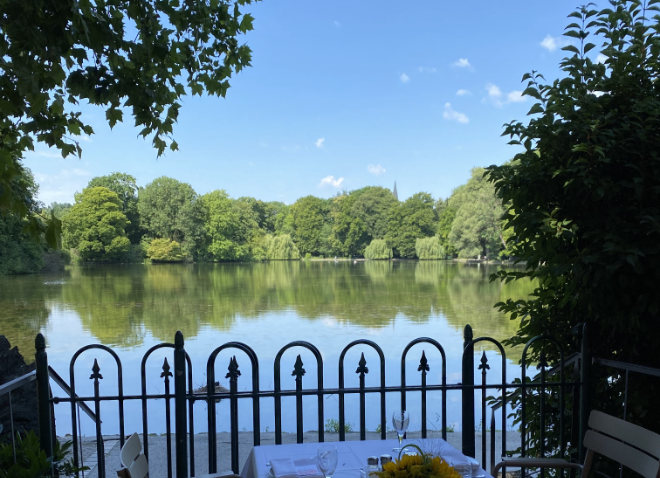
[128,453,149,478]
[120,433,142,468]
[584,410,660,478]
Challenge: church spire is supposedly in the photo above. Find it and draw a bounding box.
[393,181,398,200]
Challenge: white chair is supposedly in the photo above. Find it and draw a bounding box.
[119,433,149,478]
[117,431,239,478]
[493,410,660,478]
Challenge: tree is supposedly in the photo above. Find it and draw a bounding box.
[263,234,300,260]
[415,236,444,260]
[88,173,140,243]
[0,0,255,240]
[146,238,186,263]
[385,192,437,258]
[486,0,660,446]
[332,186,397,257]
[0,168,45,274]
[364,239,393,260]
[448,168,505,259]
[201,190,259,261]
[138,177,205,258]
[436,199,457,257]
[62,186,130,262]
[290,196,333,257]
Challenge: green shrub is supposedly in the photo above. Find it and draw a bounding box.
[0,431,87,478]
[263,234,300,260]
[415,236,444,260]
[146,238,187,262]
[324,418,352,433]
[364,239,392,260]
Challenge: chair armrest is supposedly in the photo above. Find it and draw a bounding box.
[195,472,240,478]
[493,457,583,476]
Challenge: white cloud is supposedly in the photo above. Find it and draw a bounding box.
[319,175,344,188]
[367,164,386,175]
[452,58,471,68]
[315,137,325,148]
[507,90,526,103]
[485,83,527,107]
[456,89,471,96]
[486,83,502,99]
[540,34,571,52]
[596,53,607,64]
[400,73,410,83]
[418,66,438,73]
[443,103,469,124]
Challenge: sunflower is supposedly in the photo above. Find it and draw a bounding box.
[373,445,462,478]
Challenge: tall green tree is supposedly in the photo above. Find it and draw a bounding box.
[332,186,397,257]
[385,192,437,258]
[62,186,130,262]
[0,168,45,274]
[436,198,457,257]
[201,190,259,261]
[0,0,255,241]
[290,196,333,257]
[448,168,505,259]
[486,0,660,445]
[138,177,205,258]
[88,172,140,243]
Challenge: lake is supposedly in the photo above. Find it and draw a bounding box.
[0,261,531,435]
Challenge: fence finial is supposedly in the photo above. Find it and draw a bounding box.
[35,333,46,351]
[463,324,473,343]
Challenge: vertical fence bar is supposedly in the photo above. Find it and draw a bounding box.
[490,412,496,473]
[90,359,105,478]
[228,356,241,472]
[162,358,173,478]
[356,353,368,441]
[462,325,475,458]
[578,324,590,462]
[174,331,187,478]
[419,352,428,438]
[293,355,305,443]
[35,334,53,474]
[479,352,489,465]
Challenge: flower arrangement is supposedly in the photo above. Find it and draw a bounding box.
[372,444,462,478]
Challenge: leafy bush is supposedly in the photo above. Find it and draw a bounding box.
[263,234,300,260]
[364,239,392,260]
[415,236,444,260]
[146,238,186,262]
[486,0,660,456]
[324,418,352,433]
[0,431,87,478]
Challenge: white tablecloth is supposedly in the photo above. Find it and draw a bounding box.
[240,438,489,478]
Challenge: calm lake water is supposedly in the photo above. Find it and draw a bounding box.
[0,261,531,435]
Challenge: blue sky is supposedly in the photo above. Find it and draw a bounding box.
[25,1,591,206]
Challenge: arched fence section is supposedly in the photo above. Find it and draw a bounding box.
[32,324,589,478]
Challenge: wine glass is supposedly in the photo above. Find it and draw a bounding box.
[392,410,410,452]
[317,445,338,478]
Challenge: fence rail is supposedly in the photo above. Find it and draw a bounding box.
[22,324,589,478]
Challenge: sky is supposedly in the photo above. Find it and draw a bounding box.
[24,1,594,206]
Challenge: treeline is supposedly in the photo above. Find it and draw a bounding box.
[1,167,509,271]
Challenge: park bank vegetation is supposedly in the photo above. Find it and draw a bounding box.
[1,167,508,271]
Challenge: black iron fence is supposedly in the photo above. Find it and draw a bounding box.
[23,323,592,478]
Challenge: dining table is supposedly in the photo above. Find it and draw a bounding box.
[239,438,490,478]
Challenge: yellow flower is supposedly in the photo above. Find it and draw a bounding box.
[373,445,462,478]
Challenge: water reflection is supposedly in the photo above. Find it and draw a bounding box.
[0,261,534,435]
[0,261,532,356]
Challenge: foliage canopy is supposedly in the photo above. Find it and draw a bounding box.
[0,0,255,241]
[487,0,660,439]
